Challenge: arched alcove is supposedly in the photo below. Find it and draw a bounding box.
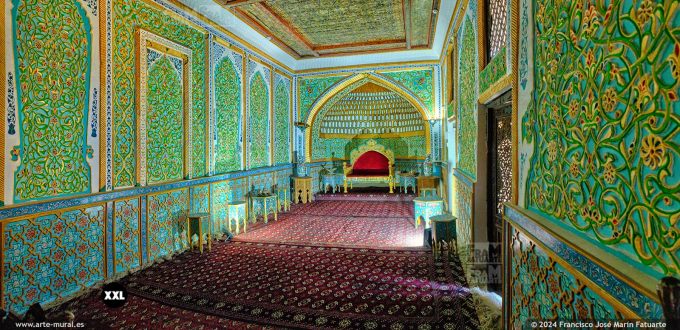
[306,75,430,162]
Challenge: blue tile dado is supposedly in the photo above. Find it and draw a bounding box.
[504,205,663,320]
[0,164,292,220]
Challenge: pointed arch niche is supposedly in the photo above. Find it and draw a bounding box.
[305,74,431,162]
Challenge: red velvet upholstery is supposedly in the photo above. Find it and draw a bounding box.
[349,151,389,177]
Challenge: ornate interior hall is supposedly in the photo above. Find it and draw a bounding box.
[0,0,678,329]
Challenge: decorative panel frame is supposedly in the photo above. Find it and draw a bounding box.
[304,72,432,162]
[246,57,272,169]
[4,0,101,205]
[136,29,193,186]
[210,37,244,174]
[273,72,292,165]
[504,205,662,327]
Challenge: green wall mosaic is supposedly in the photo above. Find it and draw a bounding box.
[479,46,507,93]
[113,198,140,274]
[312,135,427,161]
[510,228,622,326]
[147,189,189,262]
[382,69,435,117]
[214,57,242,173]
[522,0,680,275]
[457,17,478,180]
[113,0,206,187]
[274,81,291,165]
[12,0,92,202]
[146,55,184,184]
[298,75,346,120]
[248,72,269,168]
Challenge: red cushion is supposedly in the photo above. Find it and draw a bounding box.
[352,151,389,176]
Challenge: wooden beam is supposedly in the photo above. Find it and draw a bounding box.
[403,0,412,49]
[231,8,303,59]
[254,3,320,57]
[313,38,406,51]
[218,0,265,9]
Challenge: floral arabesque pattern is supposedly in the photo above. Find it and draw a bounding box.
[113,0,206,187]
[510,228,622,327]
[248,73,269,169]
[457,17,478,179]
[522,0,680,275]
[274,81,291,164]
[146,55,184,184]
[13,0,92,202]
[214,57,242,173]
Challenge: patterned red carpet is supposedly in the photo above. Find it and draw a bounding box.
[49,197,478,329]
[315,191,416,202]
[49,292,273,330]
[235,210,424,249]
[124,242,477,329]
[288,200,415,218]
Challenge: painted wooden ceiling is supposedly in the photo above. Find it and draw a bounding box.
[215,0,440,59]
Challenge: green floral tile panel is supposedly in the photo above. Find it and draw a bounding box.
[479,46,507,94]
[2,205,105,315]
[146,55,184,184]
[312,136,427,160]
[523,0,680,275]
[113,198,140,275]
[382,69,435,117]
[190,184,210,214]
[113,0,206,187]
[457,17,478,180]
[211,181,229,235]
[147,189,189,262]
[453,175,473,264]
[12,0,92,202]
[274,81,291,164]
[298,75,346,120]
[510,228,621,325]
[214,57,242,174]
[249,73,269,168]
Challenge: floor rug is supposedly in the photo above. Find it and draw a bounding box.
[47,291,273,330]
[234,213,424,249]
[124,241,479,329]
[315,192,416,202]
[288,200,415,218]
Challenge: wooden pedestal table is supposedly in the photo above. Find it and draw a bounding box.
[250,194,278,224]
[292,176,313,204]
[416,176,439,196]
[419,187,438,198]
[430,214,457,258]
[187,213,212,253]
[320,173,344,193]
[276,187,290,212]
[227,200,248,234]
[413,197,444,229]
[397,173,417,193]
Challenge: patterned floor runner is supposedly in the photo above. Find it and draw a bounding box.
[234,213,424,249]
[123,241,479,329]
[49,199,478,329]
[315,190,416,202]
[288,200,415,218]
[49,292,272,330]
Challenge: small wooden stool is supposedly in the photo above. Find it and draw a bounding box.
[187,213,211,253]
[430,214,457,258]
[227,200,247,234]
